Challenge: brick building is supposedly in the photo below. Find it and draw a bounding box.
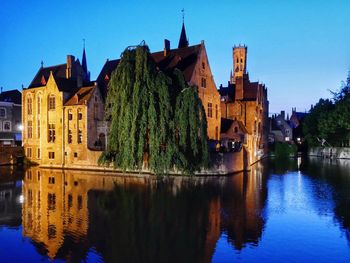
[219,45,269,164]
[98,22,221,141]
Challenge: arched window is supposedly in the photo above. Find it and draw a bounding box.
[48,95,55,110]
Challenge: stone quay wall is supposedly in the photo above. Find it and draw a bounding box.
[0,146,23,165]
[40,150,246,176]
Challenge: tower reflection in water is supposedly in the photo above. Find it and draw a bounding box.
[21,164,267,262]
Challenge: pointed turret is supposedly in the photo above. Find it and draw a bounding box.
[178,22,189,48]
[178,9,189,48]
[82,47,87,74]
[81,40,90,82]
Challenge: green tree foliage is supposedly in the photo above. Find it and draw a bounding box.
[303,71,350,146]
[99,44,208,175]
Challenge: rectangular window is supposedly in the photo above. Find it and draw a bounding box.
[48,96,55,110]
[48,124,55,142]
[78,129,82,144]
[0,108,6,118]
[49,176,55,184]
[68,130,72,144]
[48,151,55,159]
[78,112,83,120]
[27,171,32,180]
[27,98,32,115]
[68,112,73,120]
[215,105,218,119]
[37,148,40,159]
[26,147,32,158]
[37,97,41,114]
[3,121,11,131]
[27,121,32,138]
[201,78,206,88]
[208,103,212,118]
[37,120,40,138]
[74,152,78,158]
[48,193,56,211]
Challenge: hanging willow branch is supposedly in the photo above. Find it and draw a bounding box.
[99,45,208,175]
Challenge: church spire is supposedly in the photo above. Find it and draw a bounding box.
[178,9,189,48]
[81,39,90,81]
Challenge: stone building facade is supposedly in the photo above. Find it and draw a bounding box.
[0,89,22,145]
[22,50,106,167]
[219,45,269,164]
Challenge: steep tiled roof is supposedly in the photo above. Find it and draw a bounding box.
[221,118,234,133]
[97,44,202,98]
[0,90,22,104]
[28,64,67,88]
[152,44,201,82]
[64,86,95,106]
[243,81,259,101]
[221,118,249,134]
[96,59,120,99]
[219,83,235,101]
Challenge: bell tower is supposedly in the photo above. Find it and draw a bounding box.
[231,45,247,83]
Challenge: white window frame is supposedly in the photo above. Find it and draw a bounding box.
[0,108,6,118]
[3,121,11,131]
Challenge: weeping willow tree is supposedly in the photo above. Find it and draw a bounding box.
[99,44,208,175]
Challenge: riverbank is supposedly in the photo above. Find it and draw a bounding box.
[309,147,350,159]
[37,151,251,176]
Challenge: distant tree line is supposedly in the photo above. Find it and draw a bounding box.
[303,71,350,147]
[98,44,208,175]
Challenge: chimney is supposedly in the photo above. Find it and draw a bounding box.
[281,110,285,120]
[66,55,75,79]
[164,39,170,57]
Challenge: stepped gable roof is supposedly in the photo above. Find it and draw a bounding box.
[151,44,201,82]
[0,90,22,104]
[28,64,67,88]
[64,85,95,106]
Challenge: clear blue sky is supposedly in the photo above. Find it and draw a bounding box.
[1,0,349,114]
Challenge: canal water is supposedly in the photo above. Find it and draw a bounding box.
[0,157,350,262]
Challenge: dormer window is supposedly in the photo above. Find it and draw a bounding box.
[41,75,46,85]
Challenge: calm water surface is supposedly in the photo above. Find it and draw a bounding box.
[0,157,350,262]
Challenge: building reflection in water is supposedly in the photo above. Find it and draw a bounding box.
[0,166,23,228]
[22,165,268,262]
